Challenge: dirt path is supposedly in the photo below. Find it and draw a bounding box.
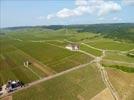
[13,46,56,76]
[96,50,120,100]
[64,39,74,43]
[8,37,22,42]
[129,49,134,52]
[6,37,56,76]
[6,38,126,100]
[30,40,63,43]
[78,50,96,58]
[81,43,103,51]
[47,43,66,50]
[102,59,134,66]
[1,95,12,100]
[0,61,94,99]
[76,48,119,100]
[24,64,41,79]
[64,41,120,100]
[31,61,56,75]
[62,41,120,100]
[28,40,66,50]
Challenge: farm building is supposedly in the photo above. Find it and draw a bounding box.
[66,44,79,51]
[6,80,24,92]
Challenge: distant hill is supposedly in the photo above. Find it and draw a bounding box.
[1,23,134,42]
[68,23,134,42]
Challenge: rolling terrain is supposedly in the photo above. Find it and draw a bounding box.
[0,23,134,100]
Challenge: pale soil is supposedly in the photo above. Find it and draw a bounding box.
[77,95,85,100]
[1,96,12,100]
[31,61,56,76]
[95,50,119,100]
[91,88,114,100]
[106,68,134,100]
[1,62,93,98]
[77,48,119,100]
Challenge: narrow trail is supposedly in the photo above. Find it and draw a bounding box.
[129,49,134,52]
[13,46,56,75]
[47,43,66,50]
[96,50,119,100]
[103,59,134,65]
[80,41,132,53]
[0,61,94,99]
[64,39,74,43]
[78,50,96,58]
[8,37,23,42]
[81,43,103,51]
[77,45,119,100]
[4,38,125,100]
[64,39,120,100]
[29,40,63,43]
[24,65,42,79]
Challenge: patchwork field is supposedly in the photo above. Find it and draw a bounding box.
[0,43,47,85]
[12,41,93,72]
[0,36,93,85]
[0,24,134,100]
[13,64,105,100]
[101,59,134,73]
[106,68,134,100]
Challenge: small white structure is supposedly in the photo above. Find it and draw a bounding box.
[66,44,79,51]
[24,61,30,67]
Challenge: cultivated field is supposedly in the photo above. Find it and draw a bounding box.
[13,64,105,100]
[0,41,47,85]
[106,68,134,100]
[104,51,134,63]
[80,43,102,56]
[87,39,134,51]
[0,24,134,100]
[13,41,93,72]
[0,35,93,85]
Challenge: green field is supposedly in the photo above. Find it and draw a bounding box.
[13,64,105,100]
[0,37,51,85]
[103,64,134,73]
[104,51,134,63]
[0,35,93,85]
[0,46,40,85]
[12,41,93,72]
[80,43,102,56]
[106,68,134,100]
[0,24,134,99]
[87,39,134,51]
[101,59,134,68]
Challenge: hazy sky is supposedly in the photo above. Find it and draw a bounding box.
[1,0,134,28]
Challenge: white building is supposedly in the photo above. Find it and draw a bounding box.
[66,44,79,51]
